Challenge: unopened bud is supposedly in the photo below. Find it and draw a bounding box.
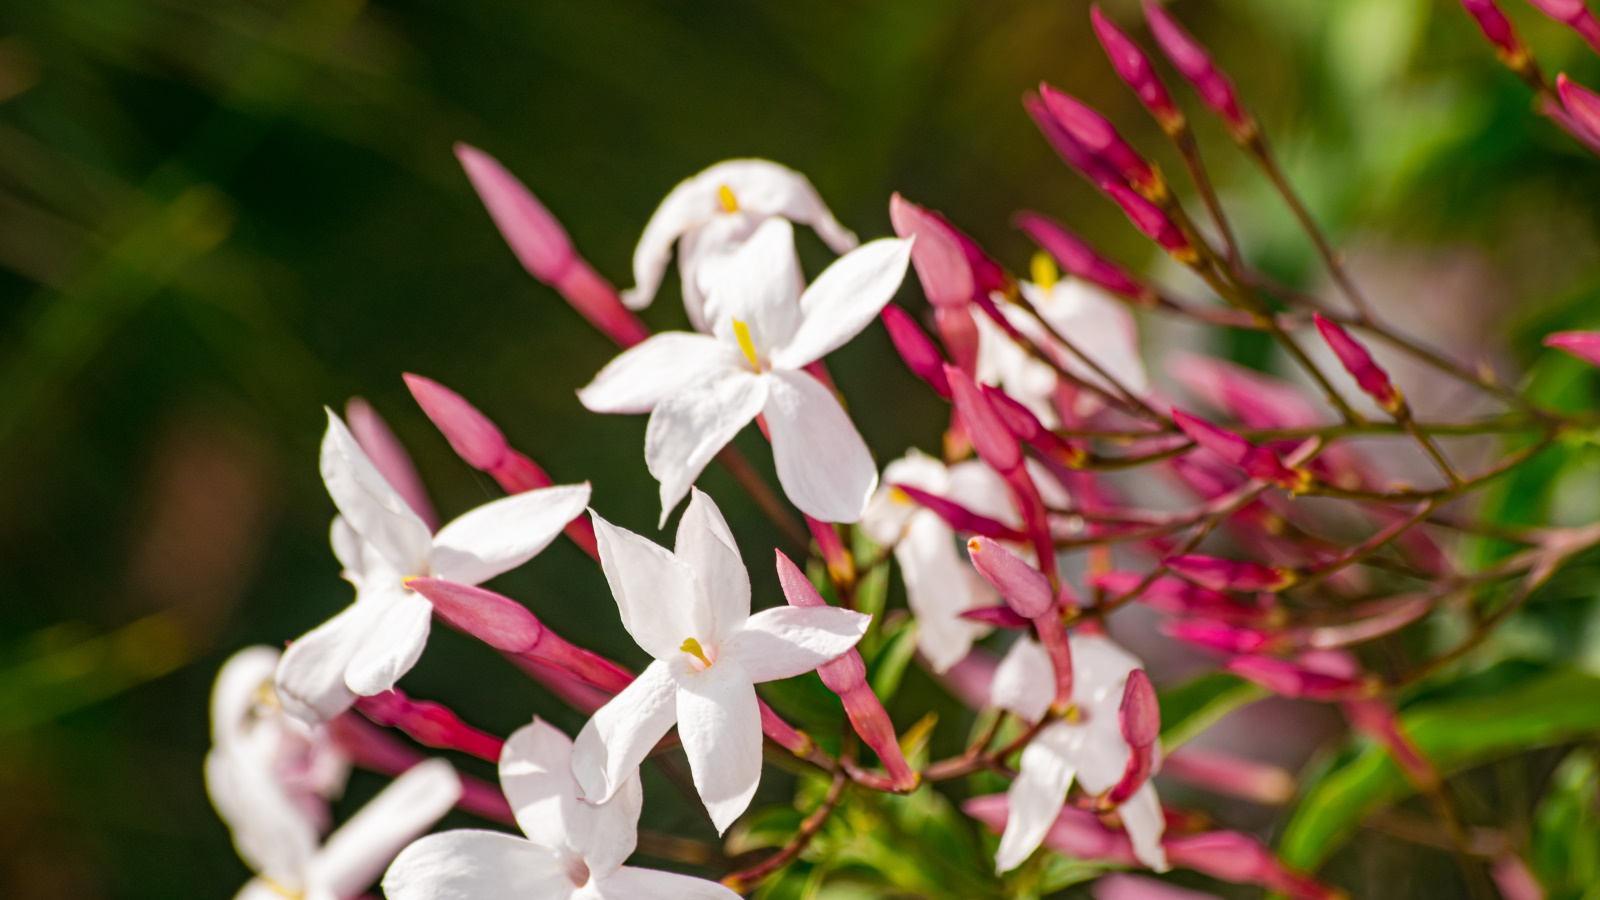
[1119,669,1160,748]
[1016,211,1149,300]
[946,365,1024,473]
[345,396,438,531]
[981,384,1087,468]
[1545,328,1600,367]
[1039,84,1160,194]
[881,305,953,397]
[1106,183,1193,260]
[1142,2,1255,139]
[1171,408,1310,491]
[1224,655,1365,700]
[1459,0,1530,64]
[1163,619,1275,655]
[891,483,1026,542]
[1558,74,1600,146]
[968,537,1054,618]
[404,374,509,471]
[355,688,504,762]
[890,193,975,308]
[1527,0,1600,54]
[1312,314,1403,413]
[1024,92,1125,189]
[1092,5,1186,133]
[961,604,1032,629]
[1091,570,1274,623]
[1167,554,1295,592]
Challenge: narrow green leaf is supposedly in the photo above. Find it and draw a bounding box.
[1157,672,1268,751]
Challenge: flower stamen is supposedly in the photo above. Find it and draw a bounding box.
[717,184,739,213]
[732,318,761,370]
[1030,250,1060,291]
[680,637,713,668]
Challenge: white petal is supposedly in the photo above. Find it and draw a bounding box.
[763,370,876,524]
[210,646,282,747]
[769,236,911,369]
[860,449,950,545]
[990,636,1054,723]
[316,758,462,898]
[578,333,740,415]
[724,606,869,683]
[500,719,642,879]
[701,217,803,355]
[331,516,365,586]
[382,830,570,900]
[995,724,1081,874]
[944,459,1016,525]
[897,514,993,673]
[1117,782,1170,872]
[674,488,750,643]
[677,212,762,331]
[710,159,857,252]
[343,589,434,697]
[430,484,591,585]
[320,411,433,575]
[675,659,762,834]
[646,370,768,526]
[1070,634,1144,712]
[206,748,319,889]
[590,512,708,659]
[592,866,743,900]
[276,600,380,722]
[1026,279,1149,398]
[571,660,680,805]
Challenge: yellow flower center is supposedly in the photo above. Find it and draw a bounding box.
[732,318,761,370]
[717,184,739,213]
[889,486,912,505]
[262,877,305,899]
[1030,251,1060,292]
[680,637,713,668]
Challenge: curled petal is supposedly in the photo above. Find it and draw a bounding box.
[343,590,434,697]
[764,370,878,523]
[727,605,870,683]
[579,333,740,415]
[645,369,769,526]
[771,236,913,369]
[573,660,680,804]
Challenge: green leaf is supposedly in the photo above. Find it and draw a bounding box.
[1531,749,1600,897]
[1157,673,1268,751]
[1279,666,1600,869]
[866,616,919,703]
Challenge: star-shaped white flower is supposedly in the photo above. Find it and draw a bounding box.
[275,411,591,722]
[384,718,739,900]
[989,634,1168,874]
[623,159,858,331]
[581,218,911,524]
[573,489,870,833]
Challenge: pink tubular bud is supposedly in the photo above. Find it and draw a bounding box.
[880,305,952,397]
[981,384,1087,468]
[1035,611,1077,711]
[961,604,1032,629]
[967,537,1054,617]
[1024,92,1126,189]
[1106,183,1193,259]
[354,688,504,762]
[1167,554,1295,592]
[1092,5,1186,133]
[406,577,632,693]
[1558,74,1600,146]
[1169,354,1322,429]
[946,365,1023,473]
[890,193,975,309]
[1544,328,1600,367]
[403,373,508,471]
[1016,211,1149,300]
[776,551,917,790]
[1224,655,1365,700]
[1528,0,1600,53]
[1143,2,1254,138]
[1313,314,1402,412]
[1161,747,1296,805]
[1166,831,1344,900]
[345,397,439,531]
[1171,408,1310,492]
[1459,0,1528,60]
[807,515,856,586]
[1491,855,1545,900]
[1039,83,1160,193]
[890,483,1026,542]
[1091,570,1273,623]
[454,143,648,347]
[1163,618,1275,654]
[331,716,517,825]
[1341,698,1436,789]
[1106,670,1158,804]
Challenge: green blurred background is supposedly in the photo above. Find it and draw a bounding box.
[3,0,1600,897]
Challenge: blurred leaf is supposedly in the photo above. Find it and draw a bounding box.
[1157,672,1268,751]
[727,804,807,855]
[866,615,918,703]
[1530,749,1600,899]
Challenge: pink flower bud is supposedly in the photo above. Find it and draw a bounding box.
[960,604,1032,629]
[1491,855,1545,900]
[1544,328,1600,367]
[354,688,504,762]
[1092,6,1186,132]
[1313,314,1402,412]
[1167,554,1295,592]
[1106,183,1192,258]
[946,365,1024,473]
[1035,611,1077,711]
[1164,618,1275,654]
[1119,669,1160,747]
[1143,2,1254,137]
[1024,92,1126,189]
[1224,655,1365,700]
[1459,0,1527,60]
[345,396,439,531]
[968,536,1054,617]
[881,305,952,397]
[403,373,509,471]
[1527,0,1600,53]
[890,482,1027,542]
[1091,570,1274,623]
[1161,747,1295,805]
[1039,83,1159,192]
[981,384,1087,468]
[454,143,649,347]
[1171,408,1310,492]
[1016,211,1149,299]
[757,702,816,758]
[890,193,975,309]
[331,716,516,824]
[1093,875,1218,900]
[776,551,917,790]
[1341,698,1435,789]
[1558,74,1600,146]
[1169,354,1322,429]
[807,515,856,586]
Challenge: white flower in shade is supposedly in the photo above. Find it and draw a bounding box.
[988,634,1167,874]
[976,310,1063,428]
[573,489,870,833]
[275,411,591,722]
[623,159,858,331]
[207,647,350,850]
[861,450,1005,673]
[229,757,460,900]
[580,218,911,524]
[384,718,739,900]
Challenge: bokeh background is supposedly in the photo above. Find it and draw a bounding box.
[4,0,1600,897]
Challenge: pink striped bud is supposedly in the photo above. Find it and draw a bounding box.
[1092,5,1186,133]
[1106,669,1159,804]
[1106,183,1193,259]
[1039,83,1160,194]
[1544,328,1600,367]
[1527,0,1600,53]
[406,577,632,693]
[1313,314,1402,412]
[777,551,917,790]
[1024,92,1126,189]
[1092,570,1273,623]
[890,483,1026,542]
[1224,655,1365,700]
[890,193,975,308]
[354,688,504,762]
[1016,211,1149,300]
[1161,747,1295,804]
[961,604,1032,629]
[1558,74,1600,145]
[880,305,952,397]
[1167,554,1295,592]
[1172,408,1310,492]
[968,537,1054,617]
[1143,2,1255,139]
[1460,0,1529,61]
[946,365,1023,473]
[981,384,1088,468]
[454,143,648,347]
[345,397,439,531]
